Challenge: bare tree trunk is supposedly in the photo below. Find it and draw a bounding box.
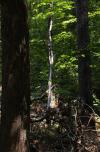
[0,0,30,152]
[47,3,54,108]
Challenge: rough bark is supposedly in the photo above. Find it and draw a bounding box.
[76,0,92,106]
[0,0,30,152]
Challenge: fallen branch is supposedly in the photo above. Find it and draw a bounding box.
[30,115,46,123]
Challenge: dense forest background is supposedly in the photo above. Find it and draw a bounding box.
[28,0,100,105]
[0,0,100,152]
[0,1,100,104]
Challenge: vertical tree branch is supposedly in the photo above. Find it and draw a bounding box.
[47,2,54,108]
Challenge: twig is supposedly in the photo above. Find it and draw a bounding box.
[31,84,56,102]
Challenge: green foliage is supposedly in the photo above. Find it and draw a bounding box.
[89,1,100,99]
[93,94,100,113]
[29,0,77,99]
[28,0,100,103]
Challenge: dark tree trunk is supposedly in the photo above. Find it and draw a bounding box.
[0,0,30,152]
[76,0,92,106]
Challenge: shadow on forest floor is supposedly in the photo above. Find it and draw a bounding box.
[0,100,100,151]
[30,101,100,152]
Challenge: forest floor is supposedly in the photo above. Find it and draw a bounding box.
[30,101,100,152]
[0,101,100,152]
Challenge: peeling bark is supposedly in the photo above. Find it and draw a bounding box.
[47,3,54,108]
